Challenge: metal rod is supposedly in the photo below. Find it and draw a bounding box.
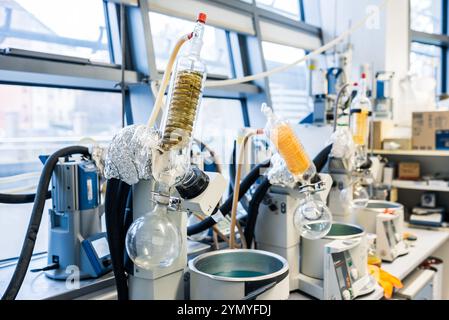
[333,83,351,132]
[120,2,126,128]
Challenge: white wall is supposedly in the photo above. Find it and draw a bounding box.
[320,0,387,82]
[318,0,410,133]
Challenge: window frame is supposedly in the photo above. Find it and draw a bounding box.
[409,0,449,95]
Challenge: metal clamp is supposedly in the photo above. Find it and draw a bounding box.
[168,197,182,211]
[151,192,183,212]
[297,180,325,194]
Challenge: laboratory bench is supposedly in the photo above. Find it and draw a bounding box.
[289,226,449,300]
[0,240,210,300]
[1,229,449,300]
[0,253,116,300]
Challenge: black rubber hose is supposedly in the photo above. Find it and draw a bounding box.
[124,190,133,235]
[0,191,51,204]
[314,144,333,173]
[187,159,270,236]
[105,179,130,301]
[1,146,89,300]
[244,177,271,247]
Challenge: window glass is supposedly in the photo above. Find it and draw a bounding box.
[410,42,442,94]
[0,0,110,63]
[194,98,244,182]
[0,85,121,261]
[302,0,321,26]
[256,0,301,20]
[262,41,310,123]
[149,12,233,78]
[410,0,442,34]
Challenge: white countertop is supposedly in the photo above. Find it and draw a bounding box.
[0,240,209,300]
[382,227,449,281]
[289,227,449,300]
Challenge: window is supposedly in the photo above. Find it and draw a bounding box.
[149,11,233,78]
[0,0,111,63]
[302,0,321,27]
[410,0,442,34]
[0,85,121,172]
[194,98,244,181]
[256,0,301,21]
[0,85,121,261]
[262,41,310,123]
[409,0,446,95]
[410,42,442,93]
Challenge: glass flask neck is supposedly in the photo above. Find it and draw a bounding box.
[303,191,313,202]
[150,200,169,217]
[155,181,171,197]
[150,192,171,216]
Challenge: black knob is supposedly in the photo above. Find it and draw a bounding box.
[102,258,112,268]
[176,166,210,200]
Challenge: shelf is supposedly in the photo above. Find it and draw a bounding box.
[391,179,449,192]
[372,149,449,157]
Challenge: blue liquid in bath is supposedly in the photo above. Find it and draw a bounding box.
[213,270,266,278]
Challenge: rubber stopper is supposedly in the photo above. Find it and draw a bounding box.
[198,12,207,23]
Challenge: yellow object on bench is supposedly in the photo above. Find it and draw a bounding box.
[368,264,403,299]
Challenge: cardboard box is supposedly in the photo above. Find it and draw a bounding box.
[412,111,449,150]
[371,120,394,149]
[382,138,411,150]
[398,162,420,180]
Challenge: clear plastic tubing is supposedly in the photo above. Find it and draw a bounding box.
[160,13,207,152]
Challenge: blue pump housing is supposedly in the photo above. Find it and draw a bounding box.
[45,157,111,280]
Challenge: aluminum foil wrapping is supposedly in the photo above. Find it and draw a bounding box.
[91,145,106,176]
[266,153,297,189]
[328,127,355,160]
[104,124,160,185]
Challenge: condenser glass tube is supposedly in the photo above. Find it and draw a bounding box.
[351,109,369,146]
[271,123,316,182]
[262,104,316,183]
[161,70,204,151]
[151,13,207,189]
[159,13,207,152]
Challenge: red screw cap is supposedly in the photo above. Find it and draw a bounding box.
[197,12,207,23]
